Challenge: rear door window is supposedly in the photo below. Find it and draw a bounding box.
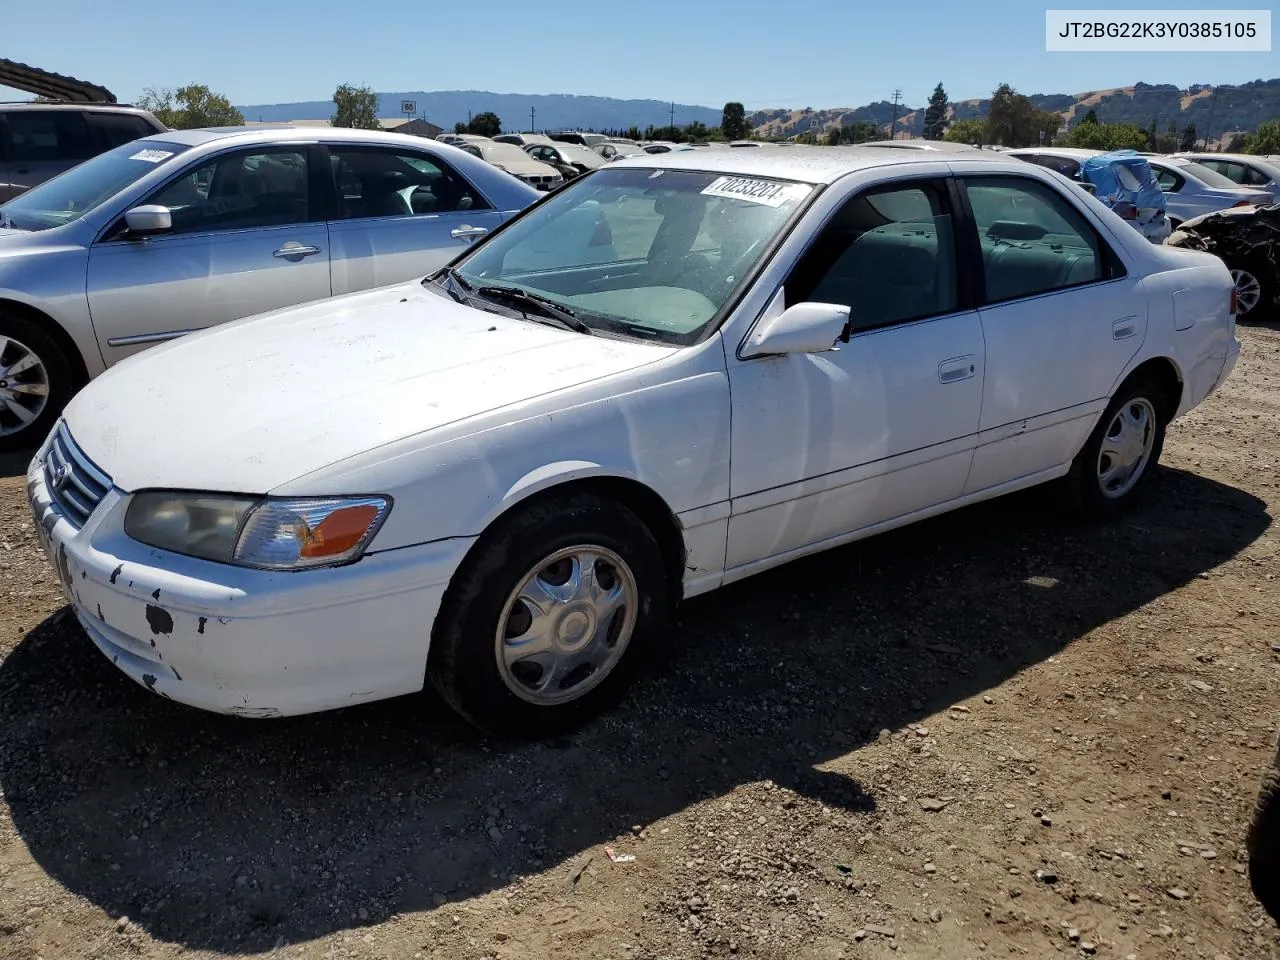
[86,113,158,150]
[2,110,94,163]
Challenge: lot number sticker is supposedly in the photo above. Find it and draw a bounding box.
[701,176,797,207]
[129,149,174,163]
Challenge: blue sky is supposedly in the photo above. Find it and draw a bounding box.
[3,0,1275,109]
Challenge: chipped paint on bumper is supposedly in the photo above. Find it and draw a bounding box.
[27,450,474,717]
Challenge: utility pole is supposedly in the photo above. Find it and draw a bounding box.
[530,105,535,133]
[888,89,902,140]
[670,101,675,132]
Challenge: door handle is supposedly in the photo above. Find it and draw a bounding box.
[938,355,977,384]
[450,225,489,241]
[272,242,322,260]
[1112,316,1138,340]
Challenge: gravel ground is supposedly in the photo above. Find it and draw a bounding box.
[1,321,1278,960]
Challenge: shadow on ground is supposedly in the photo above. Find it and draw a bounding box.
[0,467,1269,951]
[0,447,35,481]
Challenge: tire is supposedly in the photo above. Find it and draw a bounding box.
[427,491,671,738]
[0,309,74,453]
[1248,740,1280,923]
[1231,260,1275,321]
[1064,376,1169,520]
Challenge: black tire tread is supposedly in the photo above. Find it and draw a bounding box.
[1249,753,1280,922]
[428,490,668,737]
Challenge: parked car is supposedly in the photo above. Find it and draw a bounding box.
[1144,156,1270,226]
[1166,203,1280,319]
[1007,148,1171,243]
[523,140,605,178]
[862,140,980,152]
[493,133,554,148]
[0,126,538,449]
[0,101,166,202]
[642,141,679,154]
[550,132,608,149]
[595,142,647,161]
[26,147,1238,736]
[1249,730,1280,922]
[1175,153,1280,204]
[452,137,564,191]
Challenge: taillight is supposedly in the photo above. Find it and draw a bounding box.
[1231,200,1254,208]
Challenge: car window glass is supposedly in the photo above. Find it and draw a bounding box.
[1242,165,1269,186]
[327,147,487,219]
[4,110,94,163]
[456,167,811,344]
[1155,168,1180,191]
[964,177,1105,303]
[85,113,156,149]
[147,148,309,234]
[1113,163,1141,191]
[786,183,957,333]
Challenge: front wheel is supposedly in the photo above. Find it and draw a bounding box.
[428,491,671,738]
[1064,377,1168,520]
[1248,737,1280,922]
[0,310,73,453]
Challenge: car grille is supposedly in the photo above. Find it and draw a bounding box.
[44,423,112,529]
[520,174,563,191]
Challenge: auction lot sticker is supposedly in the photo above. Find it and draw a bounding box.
[701,176,800,208]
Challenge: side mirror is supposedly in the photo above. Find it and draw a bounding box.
[124,205,172,236]
[740,301,851,359]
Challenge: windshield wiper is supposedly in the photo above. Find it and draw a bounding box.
[473,285,593,335]
[424,265,473,303]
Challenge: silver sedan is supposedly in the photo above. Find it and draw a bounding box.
[0,126,539,449]
[1145,156,1271,227]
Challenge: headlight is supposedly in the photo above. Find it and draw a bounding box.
[124,493,390,570]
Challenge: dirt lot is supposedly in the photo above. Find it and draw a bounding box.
[1,323,1278,960]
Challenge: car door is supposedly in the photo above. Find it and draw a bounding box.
[725,176,986,571]
[87,144,330,365]
[956,173,1148,493]
[0,110,95,201]
[324,144,505,294]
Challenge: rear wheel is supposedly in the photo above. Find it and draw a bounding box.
[1231,262,1274,320]
[1065,377,1169,520]
[428,491,670,738]
[0,311,72,453]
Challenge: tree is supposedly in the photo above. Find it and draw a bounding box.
[138,84,244,129]
[922,83,949,140]
[945,117,986,145]
[985,83,1051,147]
[1225,133,1249,152]
[1179,123,1198,151]
[1080,108,1099,125]
[824,127,841,147]
[467,112,502,137]
[454,121,468,134]
[331,83,380,129]
[721,102,748,140]
[837,120,880,144]
[1246,119,1280,154]
[1066,121,1146,151]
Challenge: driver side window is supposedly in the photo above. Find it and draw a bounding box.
[785,181,959,334]
[326,146,488,220]
[146,148,309,234]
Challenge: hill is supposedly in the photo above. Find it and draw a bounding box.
[748,79,1280,142]
[237,90,722,133]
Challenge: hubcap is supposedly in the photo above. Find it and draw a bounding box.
[1231,269,1262,316]
[1097,397,1157,499]
[495,545,638,706]
[0,335,51,438]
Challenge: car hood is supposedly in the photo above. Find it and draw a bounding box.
[493,158,560,176]
[64,282,676,494]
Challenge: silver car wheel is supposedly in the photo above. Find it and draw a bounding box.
[495,544,638,706]
[0,335,51,438]
[1097,397,1157,499]
[1231,269,1262,316]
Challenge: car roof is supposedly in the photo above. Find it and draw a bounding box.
[1006,147,1103,159]
[135,125,441,147]
[609,144,1009,184]
[0,101,153,114]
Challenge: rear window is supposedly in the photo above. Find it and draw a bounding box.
[86,112,159,149]
[1176,161,1241,190]
[1,110,94,163]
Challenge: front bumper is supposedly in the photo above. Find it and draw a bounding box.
[27,440,474,717]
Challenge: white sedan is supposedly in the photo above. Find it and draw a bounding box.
[27,147,1240,736]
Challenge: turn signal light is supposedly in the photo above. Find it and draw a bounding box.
[299,504,383,559]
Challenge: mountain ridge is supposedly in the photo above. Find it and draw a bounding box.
[237,80,1280,141]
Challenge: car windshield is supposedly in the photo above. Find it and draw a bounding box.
[1172,160,1241,190]
[0,139,191,231]
[448,166,813,345]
